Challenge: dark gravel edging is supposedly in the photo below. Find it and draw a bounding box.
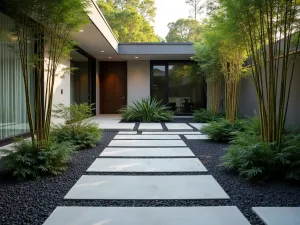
[182,136,300,225]
[0,131,117,225]
[2,129,299,225]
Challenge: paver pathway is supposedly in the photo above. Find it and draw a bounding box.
[43,122,253,225]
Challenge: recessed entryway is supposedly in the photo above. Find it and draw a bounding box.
[99,61,127,114]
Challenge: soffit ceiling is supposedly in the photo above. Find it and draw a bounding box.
[72,22,194,61]
[72,1,194,61]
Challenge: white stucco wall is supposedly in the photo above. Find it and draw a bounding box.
[127,60,150,106]
[52,57,71,107]
[44,46,71,124]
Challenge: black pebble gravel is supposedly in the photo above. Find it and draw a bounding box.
[0,131,116,225]
[183,135,300,225]
[1,125,300,225]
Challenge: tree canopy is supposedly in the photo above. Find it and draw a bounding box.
[185,0,204,20]
[97,0,159,42]
[165,18,202,43]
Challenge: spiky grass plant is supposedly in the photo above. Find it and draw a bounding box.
[119,97,174,122]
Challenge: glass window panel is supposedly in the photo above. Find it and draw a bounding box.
[168,63,202,114]
[70,51,89,105]
[152,65,166,103]
[0,12,34,140]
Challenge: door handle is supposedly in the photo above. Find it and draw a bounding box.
[121,97,125,99]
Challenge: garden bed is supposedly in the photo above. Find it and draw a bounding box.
[0,131,117,225]
[1,131,299,225]
[185,137,300,225]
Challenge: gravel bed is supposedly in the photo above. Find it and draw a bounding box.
[120,118,199,131]
[183,136,300,225]
[0,131,117,225]
[1,128,297,225]
[171,118,196,123]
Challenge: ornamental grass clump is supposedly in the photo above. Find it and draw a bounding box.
[119,97,174,122]
[50,103,102,150]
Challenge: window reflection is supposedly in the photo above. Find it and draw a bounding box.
[152,65,166,103]
[151,62,203,115]
[168,63,202,114]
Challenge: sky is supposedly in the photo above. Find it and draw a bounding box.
[154,0,191,39]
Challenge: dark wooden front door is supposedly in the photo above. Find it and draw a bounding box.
[100,62,127,114]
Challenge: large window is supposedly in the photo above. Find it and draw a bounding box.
[0,12,34,141]
[70,49,96,115]
[151,61,204,115]
[152,65,166,102]
[70,51,90,104]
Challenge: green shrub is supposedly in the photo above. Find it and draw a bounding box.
[222,131,276,181]
[119,97,174,122]
[222,119,300,182]
[275,133,300,180]
[0,140,74,180]
[193,109,223,122]
[200,118,247,142]
[51,103,102,149]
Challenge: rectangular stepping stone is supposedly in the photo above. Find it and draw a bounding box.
[138,123,163,131]
[99,123,135,131]
[189,123,209,131]
[87,158,207,172]
[253,207,300,225]
[64,175,229,199]
[118,131,137,134]
[100,147,195,157]
[165,123,193,131]
[114,135,180,140]
[185,135,209,140]
[109,140,186,147]
[142,131,201,135]
[43,206,251,225]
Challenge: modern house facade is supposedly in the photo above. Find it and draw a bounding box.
[0,0,205,144]
[2,0,300,146]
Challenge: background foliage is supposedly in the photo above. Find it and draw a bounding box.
[166,18,202,42]
[97,0,159,42]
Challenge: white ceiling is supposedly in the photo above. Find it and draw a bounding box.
[72,22,118,60]
[72,21,193,61]
[70,50,88,62]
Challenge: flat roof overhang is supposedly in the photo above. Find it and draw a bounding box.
[118,43,195,55]
[72,1,195,61]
